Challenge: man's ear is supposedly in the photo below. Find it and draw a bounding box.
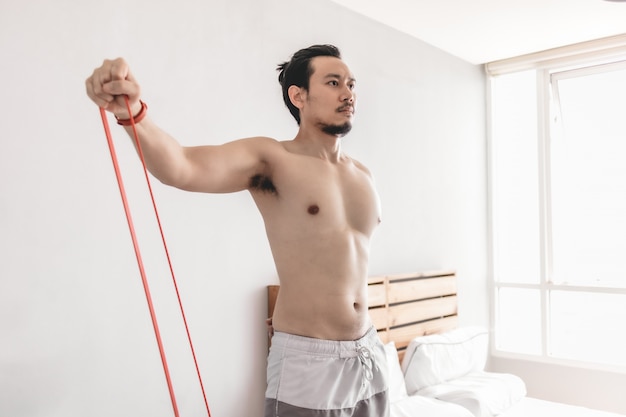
[288,85,305,110]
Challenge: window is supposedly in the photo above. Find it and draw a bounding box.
[488,44,626,370]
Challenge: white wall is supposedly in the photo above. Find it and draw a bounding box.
[0,0,487,416]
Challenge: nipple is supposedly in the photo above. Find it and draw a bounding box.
[307,204,320,215]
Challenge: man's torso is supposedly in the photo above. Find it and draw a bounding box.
[251,139,381,341]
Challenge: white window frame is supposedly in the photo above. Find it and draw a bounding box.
[486,34,626,373]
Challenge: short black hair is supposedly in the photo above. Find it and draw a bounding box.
[277,44,342,124]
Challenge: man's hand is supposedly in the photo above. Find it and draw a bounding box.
[85,58,142,119]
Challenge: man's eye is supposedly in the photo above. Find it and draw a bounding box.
[329,80,338,86]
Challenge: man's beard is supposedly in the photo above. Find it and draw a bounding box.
[320,121,352,137]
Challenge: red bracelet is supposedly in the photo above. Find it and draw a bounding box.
[115,100,148,126]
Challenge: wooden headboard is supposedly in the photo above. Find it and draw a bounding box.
[267,269,458,362]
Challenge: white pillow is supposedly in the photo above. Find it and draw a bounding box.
[383,341,408,402]
[401,326,488,394]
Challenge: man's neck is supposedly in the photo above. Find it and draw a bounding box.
[293,126,344,162]
[293,118,341,162]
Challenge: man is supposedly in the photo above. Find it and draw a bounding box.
[85,44,388,417]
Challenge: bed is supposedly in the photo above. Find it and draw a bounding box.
[267,270,626,417]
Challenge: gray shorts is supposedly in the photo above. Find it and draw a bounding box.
[265,326,389,417]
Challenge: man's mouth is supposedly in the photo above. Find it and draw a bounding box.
[338,105,354,114]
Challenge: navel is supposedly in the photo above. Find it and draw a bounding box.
[307,204,320,215]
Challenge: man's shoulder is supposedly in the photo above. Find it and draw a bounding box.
[344,154,373,177]
[245,136,295,152]
[242,135,281,146]
[236,136,289,158]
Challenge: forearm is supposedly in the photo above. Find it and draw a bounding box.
[119,115,190,188]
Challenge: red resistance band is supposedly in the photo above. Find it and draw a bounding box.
[99,97,211,417]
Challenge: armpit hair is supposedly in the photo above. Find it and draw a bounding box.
[249,173,278,195]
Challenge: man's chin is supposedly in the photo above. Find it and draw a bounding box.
[321,122,352,137]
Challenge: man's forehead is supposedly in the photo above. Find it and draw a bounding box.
[311,56,355,80]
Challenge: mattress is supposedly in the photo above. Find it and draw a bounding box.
[391,395,474,417]
[499,397,626,417]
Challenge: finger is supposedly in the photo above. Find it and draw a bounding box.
[125,69,142,99]
[103,79,140,97]
[90,58,125,99]
[103,60,141,102]
[87,61,118,105]
[109,57,130,81]
[92,59,116,91]
[85,74,113,108]
[85,58,141,111]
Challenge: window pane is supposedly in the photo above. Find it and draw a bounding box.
[549,290,626,366]
[551,67,626,288]
[495,287,541,354]
[491,71,541,284]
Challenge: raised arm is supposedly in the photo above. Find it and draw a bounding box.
[85,58,277,193]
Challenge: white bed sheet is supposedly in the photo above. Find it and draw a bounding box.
[499,397,626,417]
[391,395,474,417]
[416,371,526,417]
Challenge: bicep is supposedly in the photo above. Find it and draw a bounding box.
[178,137,277,193]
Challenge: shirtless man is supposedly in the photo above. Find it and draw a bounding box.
[85,44,388,417]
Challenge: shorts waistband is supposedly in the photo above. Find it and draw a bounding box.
[271,326,380,358]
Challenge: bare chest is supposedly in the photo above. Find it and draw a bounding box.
[252,157,381,237]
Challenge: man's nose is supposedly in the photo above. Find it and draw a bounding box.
[342,88,354,102]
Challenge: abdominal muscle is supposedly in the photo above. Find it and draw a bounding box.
[272,284,371,341]
[269,231,373,341]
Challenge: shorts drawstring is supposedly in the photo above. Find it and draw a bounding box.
[358,346,374,381]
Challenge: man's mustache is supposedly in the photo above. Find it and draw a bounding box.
[337,104,354,113]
